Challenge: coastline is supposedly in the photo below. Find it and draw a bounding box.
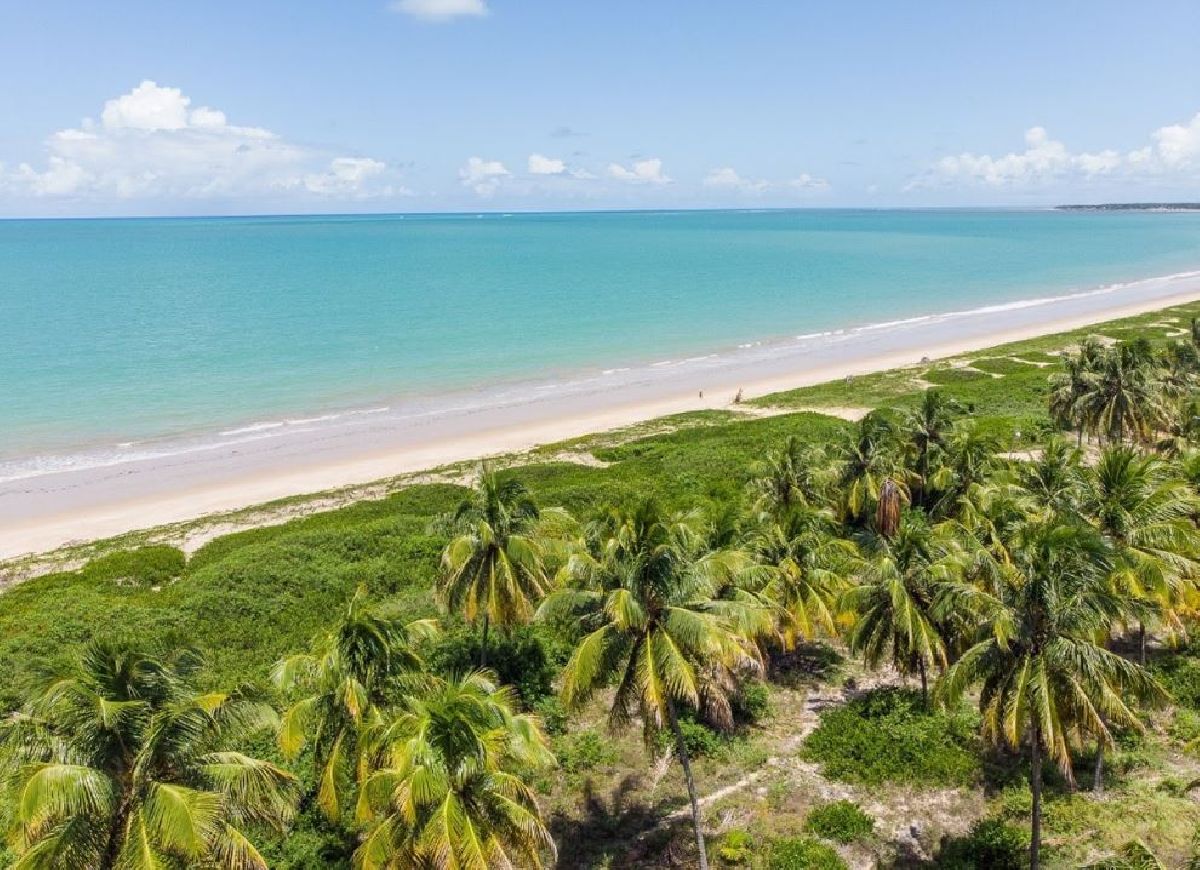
[3,268,1200,561]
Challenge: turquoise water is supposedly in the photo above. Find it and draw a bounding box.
[2,209,1200,467]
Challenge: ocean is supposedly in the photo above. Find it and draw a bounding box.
[2,208,1199,480]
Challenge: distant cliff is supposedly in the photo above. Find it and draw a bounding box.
[1057,203,1200,211]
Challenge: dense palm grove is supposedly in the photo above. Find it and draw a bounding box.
[7,324,1200,868]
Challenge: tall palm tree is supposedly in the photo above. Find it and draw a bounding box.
[899,390,960,508]
[1049,352,1089,444]
[930,422,999,519]
[354,672,555,870]
[834,410,908,528]
[749,437,833,517]
[439,464,556,667]
[940,520,1166,870]
[1076,343,1171,445]
[748,506,858,648]
[843,515,962,705]
[0,640,297,870]
[1014,437,1086,518]
[273,586,436,821]
[539,501,767,870]
[1081,447,1200,666]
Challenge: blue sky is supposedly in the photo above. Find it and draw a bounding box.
[1,0,1198,216]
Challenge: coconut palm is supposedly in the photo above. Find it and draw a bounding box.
[1014,437,1086,518]
[0,640,297,870]
[439,464,556,667]
[939,519,1166,869]
[749,436,833,517]
[273,586,437,821]
[843,515,963,705]
[354,671,555,870]
[930,421,1000,519]
[899,390,960,508]
[749,506,859,647]
[539,500,766,870]
[1076,342,1171,444]
[1081,447,1200,666]
[834,410,908,528]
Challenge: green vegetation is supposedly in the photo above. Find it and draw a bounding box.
[802,688,980,786]
[803,800,874,843]
[7,301,1200,867]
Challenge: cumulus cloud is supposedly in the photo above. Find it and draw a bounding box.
[2,80,398,204]
[607,157,670,185]
[788,173,830,190]
[389,0,488,21]
[915,112,1200,189]
[528,153,566,175]
[703,167,769,192]
[459,156,510,196]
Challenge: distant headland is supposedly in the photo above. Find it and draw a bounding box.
[1057,202,1200,211]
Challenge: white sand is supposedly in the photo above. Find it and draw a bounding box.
[3,270,1200,561]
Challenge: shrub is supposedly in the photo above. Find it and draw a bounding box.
[555,728,620,775]
[1152,651,1200,710]
[767,836,847,870]
[800,688,980,786]
[804,800,875,843]
[82,546,185,587]
[428,623,557,707]
[656,716,725,758]
[731,679,772,725]
[716,830,754,865]
[934,818,1026,869]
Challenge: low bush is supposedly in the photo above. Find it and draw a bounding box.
[804,800,874,843]
[1152,651,1200,710]
[934,818,1026,869]
[657,716,725,758]
[82,545,185,587]
[427,623,557,707]
[767,835,847,870]
[731,679,772,725]
[716,830,754,865]
[555,728,620,775]
[801,688,980,786]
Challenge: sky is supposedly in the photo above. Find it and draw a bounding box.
[1,0,1198,216]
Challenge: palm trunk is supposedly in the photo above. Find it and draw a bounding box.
[1030,722,1042,870]
[479,613,490,668]
[918,656,929,709]
[1093,740,1105,793]
[101,778,134,870]
[668,698,709,870]
[1138,622,1147,666]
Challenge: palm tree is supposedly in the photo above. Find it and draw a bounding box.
[1076,343,1171,444]
[843,515,962,705]
[930,422,999,519]
[940,520,1166,869]
[273,586,436,821]
[834,410,908,528]
[1015,437,1086,518]
[1081,447,1200,666]
[438,464,557,667]
[899,390,960,508]
[749,506,858,648]
[749,436,833,517]
[0,640,297,869]
[354,672,555,869]
[539,501,767,870]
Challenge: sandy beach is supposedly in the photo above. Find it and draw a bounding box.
[3,269,1200,562]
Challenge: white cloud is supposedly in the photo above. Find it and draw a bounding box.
[703,167,769,192]
[3,80,397,204]
[917,112,1200,189]
[528,153,566,175]
[607,157,670,185]
[390,0,488,22]
[788,173,830,190]
[459,156,510,196]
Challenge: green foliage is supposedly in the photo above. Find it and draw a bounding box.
[922,366,992,385]
[716,829,755,864]
[555,728,620,775]
[934,819,1027,869]
[767,835,848,869]
[731,678,772,725]
[81,544,185,586]
[1152,650,1200,710]
[801,688,980,786]
[804,800,875,843]
[428,623,558,706]
[656,716,726,758]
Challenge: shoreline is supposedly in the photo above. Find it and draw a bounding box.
[4,268,1200,561]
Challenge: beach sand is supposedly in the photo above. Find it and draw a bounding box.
[3,269,1200,562]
